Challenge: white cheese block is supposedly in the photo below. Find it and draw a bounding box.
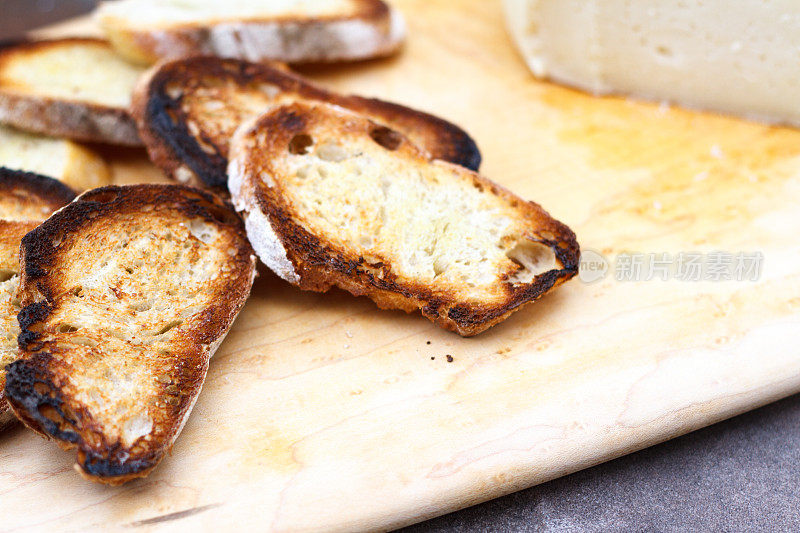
[504,0,800,126]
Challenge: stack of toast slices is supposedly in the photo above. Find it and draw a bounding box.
[0,38,134,191]
[0,0,581,485]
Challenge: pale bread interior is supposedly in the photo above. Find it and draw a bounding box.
[0,261,20,382]
[35,211,230,446]
[33,210,228,446]
[272,128,558,303]
[177,78,286,157]
[0,125,110,191]
[0,40,143,108]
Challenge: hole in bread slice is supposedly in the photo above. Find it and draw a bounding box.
[369,126,402,151]
[289,133,314,155]
[85,189,120,204]
[0,268,15,283]
[506,240,558,284]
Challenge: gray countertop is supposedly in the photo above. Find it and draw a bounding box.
[402,393,800,532]
[0,0,97,42]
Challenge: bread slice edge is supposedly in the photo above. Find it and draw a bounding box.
[132,56,481,192]
[228,104,579,336]
[4,184,256,483]
[98,1,406,65]
[0,38,142,146]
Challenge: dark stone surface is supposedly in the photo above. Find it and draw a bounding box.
[402,393,800,532]
[0,0,97,42]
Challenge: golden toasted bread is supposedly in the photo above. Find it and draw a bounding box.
[229,103,579,336]
[4,184,256,484]
[0,167,77,222]
[0,167,76,429]
[0,38,144,146]
[96,0,405,65]
[132,56,482,193]
[0,224,34,430]
[0,124,111,191]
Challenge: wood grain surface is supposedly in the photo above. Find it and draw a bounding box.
[2,1,800,531]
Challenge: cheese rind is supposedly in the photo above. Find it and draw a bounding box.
[504,0,800,126]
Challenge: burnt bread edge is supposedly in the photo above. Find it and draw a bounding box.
[5,184,256,483]
[231,104,578,336]
[133,57,482,192]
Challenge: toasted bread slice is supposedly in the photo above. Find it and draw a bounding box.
[132,57,481,193]
[0,124,111,191]
[0,168,76,429]
[4,184,256,484]
[97,0,405,65]
[0,38,145,146]
[0,223,34,430]
[0,167,77,222]
[229,103,579,336]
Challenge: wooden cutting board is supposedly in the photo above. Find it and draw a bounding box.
[3,1,800,530]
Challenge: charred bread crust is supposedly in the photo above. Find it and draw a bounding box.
[4,353,81,444]
[0,171,74,428]
[0,38,141,146]
[99,0,402,65]
[0,222,38,430]
[132,56,481,192]
[4,352,163,481]
[230,103,579,336]
[0,166,77,212]
[344,96,482,172]
[17,185,251,296]
[5,184,256,484]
